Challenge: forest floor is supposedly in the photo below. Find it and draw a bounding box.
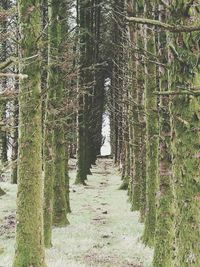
[0,159,153,267]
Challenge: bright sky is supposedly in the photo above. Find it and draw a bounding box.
[101,113,111,156]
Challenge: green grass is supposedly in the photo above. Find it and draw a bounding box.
[0,160,153,267]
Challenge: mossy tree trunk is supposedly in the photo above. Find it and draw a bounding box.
[65,138,71,213]
[86,0,105,169]
[43,0,56,247]
[110,0,127,172]
[11,97,19,184]
[137,0,146,221]
[49,0,69,227]
[11,1,19,185]
[142,0,159,247]
[170,2,200,265]
[0,0,8,165]
[153,3,175,266]
[13,0,46,266]
[134,0,147,220]
[0,99,7,163]
[84,0,95,176]
[75,0,89,185]
[76,0,104,183]
[53,124,69,226]
[127,0,144,210]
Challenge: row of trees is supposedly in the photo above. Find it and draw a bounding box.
[0,0,200,266]
[109,0,200,266]
[1,0,107,266]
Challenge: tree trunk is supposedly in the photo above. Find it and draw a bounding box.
[0,0,8,165]
[11,97,19,184]
[142,0,159,247]
[76,0,94,184]
[13,0,46,265]
[170,2,200,265]
[153,3,175,265]
[43,0,57,247]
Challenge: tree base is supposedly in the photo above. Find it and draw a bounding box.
[0,187,6,196]
[118,179,129,190]
[142,230,154,248]
[87,169,92,175]
[53,218,70,228]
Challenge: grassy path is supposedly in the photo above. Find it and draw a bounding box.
[47,159,153,267]
[0,159,153,267]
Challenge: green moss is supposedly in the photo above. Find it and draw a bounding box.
[11,84,19,185]
[75,0,92,184]
[169,3,200,266]
[136,0,146,220]
[153,91,175,266]
[43,96,55,247]
[0,246,4,255]
[43,134,54,248]
[171,96,200,266]
[139,121,147,222]
[0,9,8,164]
[0,99,7,163]
[153,12,175,266]
[142,0,159,247]
[53,128,69,227]
[44,0,70,229]
[127,0,143,212]
[13,1,46,266]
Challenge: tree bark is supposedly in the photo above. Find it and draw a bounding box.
[13,0,46,265]
[142,0,159,247]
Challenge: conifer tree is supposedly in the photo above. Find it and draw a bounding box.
[0,0,8,165]
[43,0,56,246]
[13,0,46,265]
[169,1,200,265]
[153,3,175,266]
[142,0,159,247]
[75,0,89,184]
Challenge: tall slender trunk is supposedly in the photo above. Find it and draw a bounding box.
[135,0,147,221]
[170,2,200,265]
[43,0,56,247]
[0,0,8,165]
[142,0,159,247]
[11,97,19,184]
[50,0,69,227]
[65,138,71,213]
[127,0,142,209]
[13,0,45,265]
[153,3,175,265]
[76,0,89,184]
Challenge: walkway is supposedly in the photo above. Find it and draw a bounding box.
[46,159,153,267]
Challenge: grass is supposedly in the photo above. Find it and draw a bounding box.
[0,159,153,267]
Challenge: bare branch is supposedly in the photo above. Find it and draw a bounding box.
[154,90,200,96]
[159,0,171,10]
[126,16,200,33]
[0,57,17,70]
[0,73,28,79]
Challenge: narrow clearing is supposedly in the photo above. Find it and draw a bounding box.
[0,159,153,267]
